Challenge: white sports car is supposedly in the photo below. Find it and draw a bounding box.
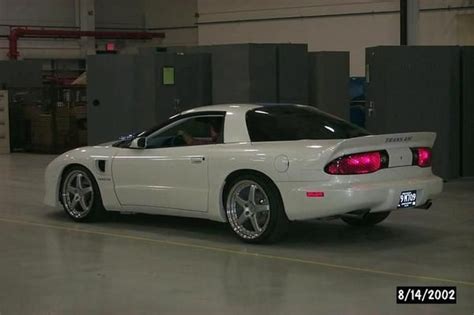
[45,104,443,243]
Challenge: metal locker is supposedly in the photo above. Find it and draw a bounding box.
[168,44,278,104]
[87,55,138,145]
[153,52,212,124]
[461,46,474,177]
[87,53,212,145]
[308,51,350,120]
[365,46,461,179]
[276,44,309,104]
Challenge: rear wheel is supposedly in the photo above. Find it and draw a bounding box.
[60,166,105,222]
[224,174,289,243]
[341,211,390,226]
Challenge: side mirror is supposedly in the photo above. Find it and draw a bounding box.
[130,137,147,149]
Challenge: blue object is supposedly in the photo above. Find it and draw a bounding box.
[349,77,366,127]
[350,103,366,128]
[349,77,365,101]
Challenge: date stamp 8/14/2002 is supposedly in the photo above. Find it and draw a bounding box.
[397,286,456,304]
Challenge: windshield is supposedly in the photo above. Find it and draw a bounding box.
[246,105,370,142]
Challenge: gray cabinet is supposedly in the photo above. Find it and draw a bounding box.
[365,46,461,179]
[168,44,277,104]
[87,55,138,145]
[308,52,350,120]
[87,53,211,145]
[276,44,309,104]
[461,46,474,177]
[167,43,309,104]
[153,53,211,123]
[0,60,42,88]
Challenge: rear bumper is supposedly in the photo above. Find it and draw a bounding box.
[276,175,443,221]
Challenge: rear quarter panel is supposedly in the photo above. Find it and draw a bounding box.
[207,142,292,221]
[207,140,338,221]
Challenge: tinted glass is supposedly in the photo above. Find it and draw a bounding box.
[112,111,225,148]
[246,105,370,142]
[146,115,224,149]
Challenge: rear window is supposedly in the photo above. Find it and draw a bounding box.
[246,105,370,142]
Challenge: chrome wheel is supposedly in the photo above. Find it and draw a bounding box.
[226,180,271,239]
[62,170,94,219]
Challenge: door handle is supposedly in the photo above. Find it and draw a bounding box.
[174,98,181,113]
[368,101,375,117]
[190,156,205,164]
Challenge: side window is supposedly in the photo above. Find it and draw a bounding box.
[146,115,224,149]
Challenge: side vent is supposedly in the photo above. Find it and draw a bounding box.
[97,160,106,172]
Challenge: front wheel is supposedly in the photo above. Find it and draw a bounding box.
[341,211,391,226]
[224,174,289,243]
[60,166,105,222]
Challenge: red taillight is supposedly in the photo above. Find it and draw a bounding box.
[306,191,325,198]
[324,151,389,175]
[411,147,432,167]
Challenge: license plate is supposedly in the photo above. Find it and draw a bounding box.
[398,190,417,208]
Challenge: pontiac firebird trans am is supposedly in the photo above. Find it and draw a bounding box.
[44,104,443,243]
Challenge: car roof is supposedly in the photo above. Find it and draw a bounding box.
[180,103,306,115]
[181,103,262,114]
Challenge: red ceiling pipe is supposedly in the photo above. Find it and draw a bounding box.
[8,28,21,59]
[8,27,165,59]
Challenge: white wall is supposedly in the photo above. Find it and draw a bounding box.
[95,0,145,29]
[0,0,75,59]
[1,0,472,67]
[0,0,76,26]
[0,0,198,60]
[144,0,198,47]
[197,0,474,75]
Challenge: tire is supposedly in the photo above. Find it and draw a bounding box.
[341,211,390,226]
[60,165,106,222]
[224,173,289,243]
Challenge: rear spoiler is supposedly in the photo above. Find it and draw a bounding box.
[333,132,436,157]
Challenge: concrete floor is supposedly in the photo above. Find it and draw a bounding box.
[0,153,473,315]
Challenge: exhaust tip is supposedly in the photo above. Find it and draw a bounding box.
[416,200,432,210]
[341,209,371,219]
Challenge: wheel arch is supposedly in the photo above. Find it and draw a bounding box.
[219,169,285,221]
[57,163,96,201]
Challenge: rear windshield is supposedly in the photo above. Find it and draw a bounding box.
[246,105,370,142]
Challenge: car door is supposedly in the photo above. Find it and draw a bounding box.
[112,113,224,212]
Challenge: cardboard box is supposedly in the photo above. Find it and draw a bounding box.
[72,105,87,119]
[55,105,71,118]
[23,105,41,120]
